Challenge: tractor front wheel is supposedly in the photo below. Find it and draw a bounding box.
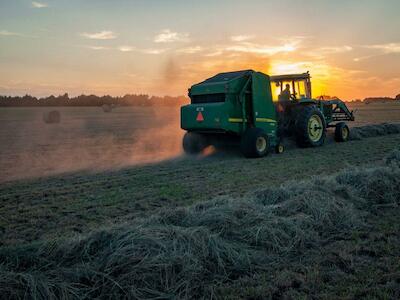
[335,122,350,142]
[240,128,269,158]
[295,105,326,147]
[183,132,208,155]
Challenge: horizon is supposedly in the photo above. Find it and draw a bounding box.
[1,0,400,100]
[1,91,399,102]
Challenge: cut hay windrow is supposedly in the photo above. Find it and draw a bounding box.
[0,150,399,299]
[349,122,400,140]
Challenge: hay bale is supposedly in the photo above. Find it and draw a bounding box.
[102,104,112,113]
[42,110,61,124]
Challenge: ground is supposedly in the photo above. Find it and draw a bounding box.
[0,102,399,298]
[1,133,400,246]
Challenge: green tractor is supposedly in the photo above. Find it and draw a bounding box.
[180,70,354,158]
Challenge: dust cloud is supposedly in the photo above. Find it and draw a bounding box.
[0,107,184,183]
[156,53,271,96]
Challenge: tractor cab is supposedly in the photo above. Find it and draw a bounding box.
[270,72,312,102]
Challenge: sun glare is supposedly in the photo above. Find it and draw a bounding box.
[271,62,308,75]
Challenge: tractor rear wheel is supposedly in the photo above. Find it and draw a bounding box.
[335,122,350,142]
[183,132,207,155]
[240,128,269,158]
[295,105,326,147]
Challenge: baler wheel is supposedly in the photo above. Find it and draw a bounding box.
[240,128,269,158]
[183,132,207,155]
[295,105,326,147]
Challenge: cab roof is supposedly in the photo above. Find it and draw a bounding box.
[270,72,310,82]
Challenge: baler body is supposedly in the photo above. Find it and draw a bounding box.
[181,70,279,146]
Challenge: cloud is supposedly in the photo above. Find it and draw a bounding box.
[278,35,311,43]
[204,50,223,57]
[312,46,353,55]
[353,55,377,62]
[177,46,203,54]
[80,31,117,40]
[117,46,166,54]
[365,42,400,54]
[86,46,109,51]
[225,41,297,55]
[32,1,48,8]
[318,46,352,54]
[118,46,135,52]
[0,30,22,37]
[81,44,166,54]
[306,45,353,59]
[154,29,189,43]
[199,38,302,57]
[0,30,35,38]
[142,48,167,54]
[353,42,400,61]
[230,35,255,42]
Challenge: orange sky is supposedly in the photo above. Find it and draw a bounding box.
[1,0,400,100]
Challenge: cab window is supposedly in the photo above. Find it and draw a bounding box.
[271,81,294,102]
[296,80,307,99]
[271,81,281,102]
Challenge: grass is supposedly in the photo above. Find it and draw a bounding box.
[220,206,400,299]
[1,133,400,246]
[0,149,399,299]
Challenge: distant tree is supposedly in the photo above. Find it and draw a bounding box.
[396,94,400,101]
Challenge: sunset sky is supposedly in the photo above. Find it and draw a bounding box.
[1,0,399,100]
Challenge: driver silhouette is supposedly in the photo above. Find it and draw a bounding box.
[279,84,291,101]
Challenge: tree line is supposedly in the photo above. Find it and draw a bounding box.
[317,94,400,103]
[0,93,399,107]
[362,95,400,104]
[0,93,189,107]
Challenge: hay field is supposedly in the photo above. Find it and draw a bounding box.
[1,102,399,183]
[347,101,400,126]
[0,102,400,298]
[0,106,182,183]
